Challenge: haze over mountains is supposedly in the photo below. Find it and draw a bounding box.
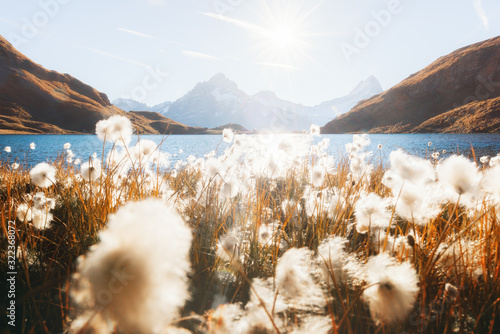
[113,74,383,131]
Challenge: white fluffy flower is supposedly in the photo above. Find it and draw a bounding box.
[11,163,19,170]
[66,149,75,163]
[353,134,370,150]
[31,209,53,229]
[393,182,441,224]
[222,128,234,143]
[64,143,71,149]
[388,150,435,184]
[310,124,321,136]
[216,233,240,262]
[131,139,158,162]
[482,165,500,199]
[205,158,224,179]
[437,155,481,196]
[80,160,102,181]
[70,199,192,333]
[30,142,36,150]
[258,221,281,246]
[354,193,391,233]
[220,176,240,198]
[363,253,419,326]
[16,204,33,222]
[95,115,133,145]
[29,162,57,188]
[4,146,11,153]
[311,165,326,187]
[275,248,314,300]
[317,236,350,285]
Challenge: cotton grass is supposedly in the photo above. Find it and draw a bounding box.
[69,199,192,333]
[3,131,500,333]
[363,253,419,326]
[29,162,57,188]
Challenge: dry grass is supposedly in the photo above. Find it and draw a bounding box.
[0,137,499,334]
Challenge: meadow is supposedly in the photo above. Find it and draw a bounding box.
[1,115,499,333]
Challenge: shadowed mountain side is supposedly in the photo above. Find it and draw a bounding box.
[413,96,500,133]
[0,35,203,135]
[128,111,207,134]
[321,36,500,134]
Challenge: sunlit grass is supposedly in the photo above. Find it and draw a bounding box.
[1,120,499,333]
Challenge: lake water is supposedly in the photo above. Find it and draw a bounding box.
[0,134,499,167]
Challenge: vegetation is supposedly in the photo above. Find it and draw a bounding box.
[1,119,499,333]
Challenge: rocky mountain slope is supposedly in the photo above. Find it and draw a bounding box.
[0,35,203,135]
[114,73,383,131]
[321,36,500,134]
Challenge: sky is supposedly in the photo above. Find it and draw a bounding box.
[0,0,499,107]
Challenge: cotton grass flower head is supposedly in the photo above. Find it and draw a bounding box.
[4,146,11,153]
[480,156,489,164]
[70,199,192,333]
[80,160,101,181]
[482,165,500,198]
[363,253,419,326]
[316,236,351,285]
[353,134,370,150]
[95,115,133,145]
[31,209,53,230]
[205,157,224,179]
[392,182,441,224]
[354,193,391,233]
[16,203,32,222]
[131,139,158,162]
[30,142,36,150]
[311,165,326,188]
[388,150,435,184]
[16,202,53,229]
[437,155,481,196]
[490,154,500,167]
[66,149,75,163]
[276,248,324,306]
[222,128,234,143]
[216,232,240,262]
[258,221,281,247]
[220,176,240,198]
[32,192,46,209]
[310,124,320,136]
[11,163,19,170]
[30,162,57,188]
[64,142,71,149]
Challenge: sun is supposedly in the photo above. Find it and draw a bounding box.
[269,26,296,47]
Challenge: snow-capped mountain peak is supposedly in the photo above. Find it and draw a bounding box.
[112,74,383,130]
[349,75,383,96]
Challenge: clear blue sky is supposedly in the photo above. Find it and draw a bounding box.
[1,0,499,106]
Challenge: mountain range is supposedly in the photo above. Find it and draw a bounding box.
[322,36,500,133]
[1,32,499,135]
[0,35,205,135]
[113,74,383,131]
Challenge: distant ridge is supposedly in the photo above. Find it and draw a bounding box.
[321,36,500,134]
